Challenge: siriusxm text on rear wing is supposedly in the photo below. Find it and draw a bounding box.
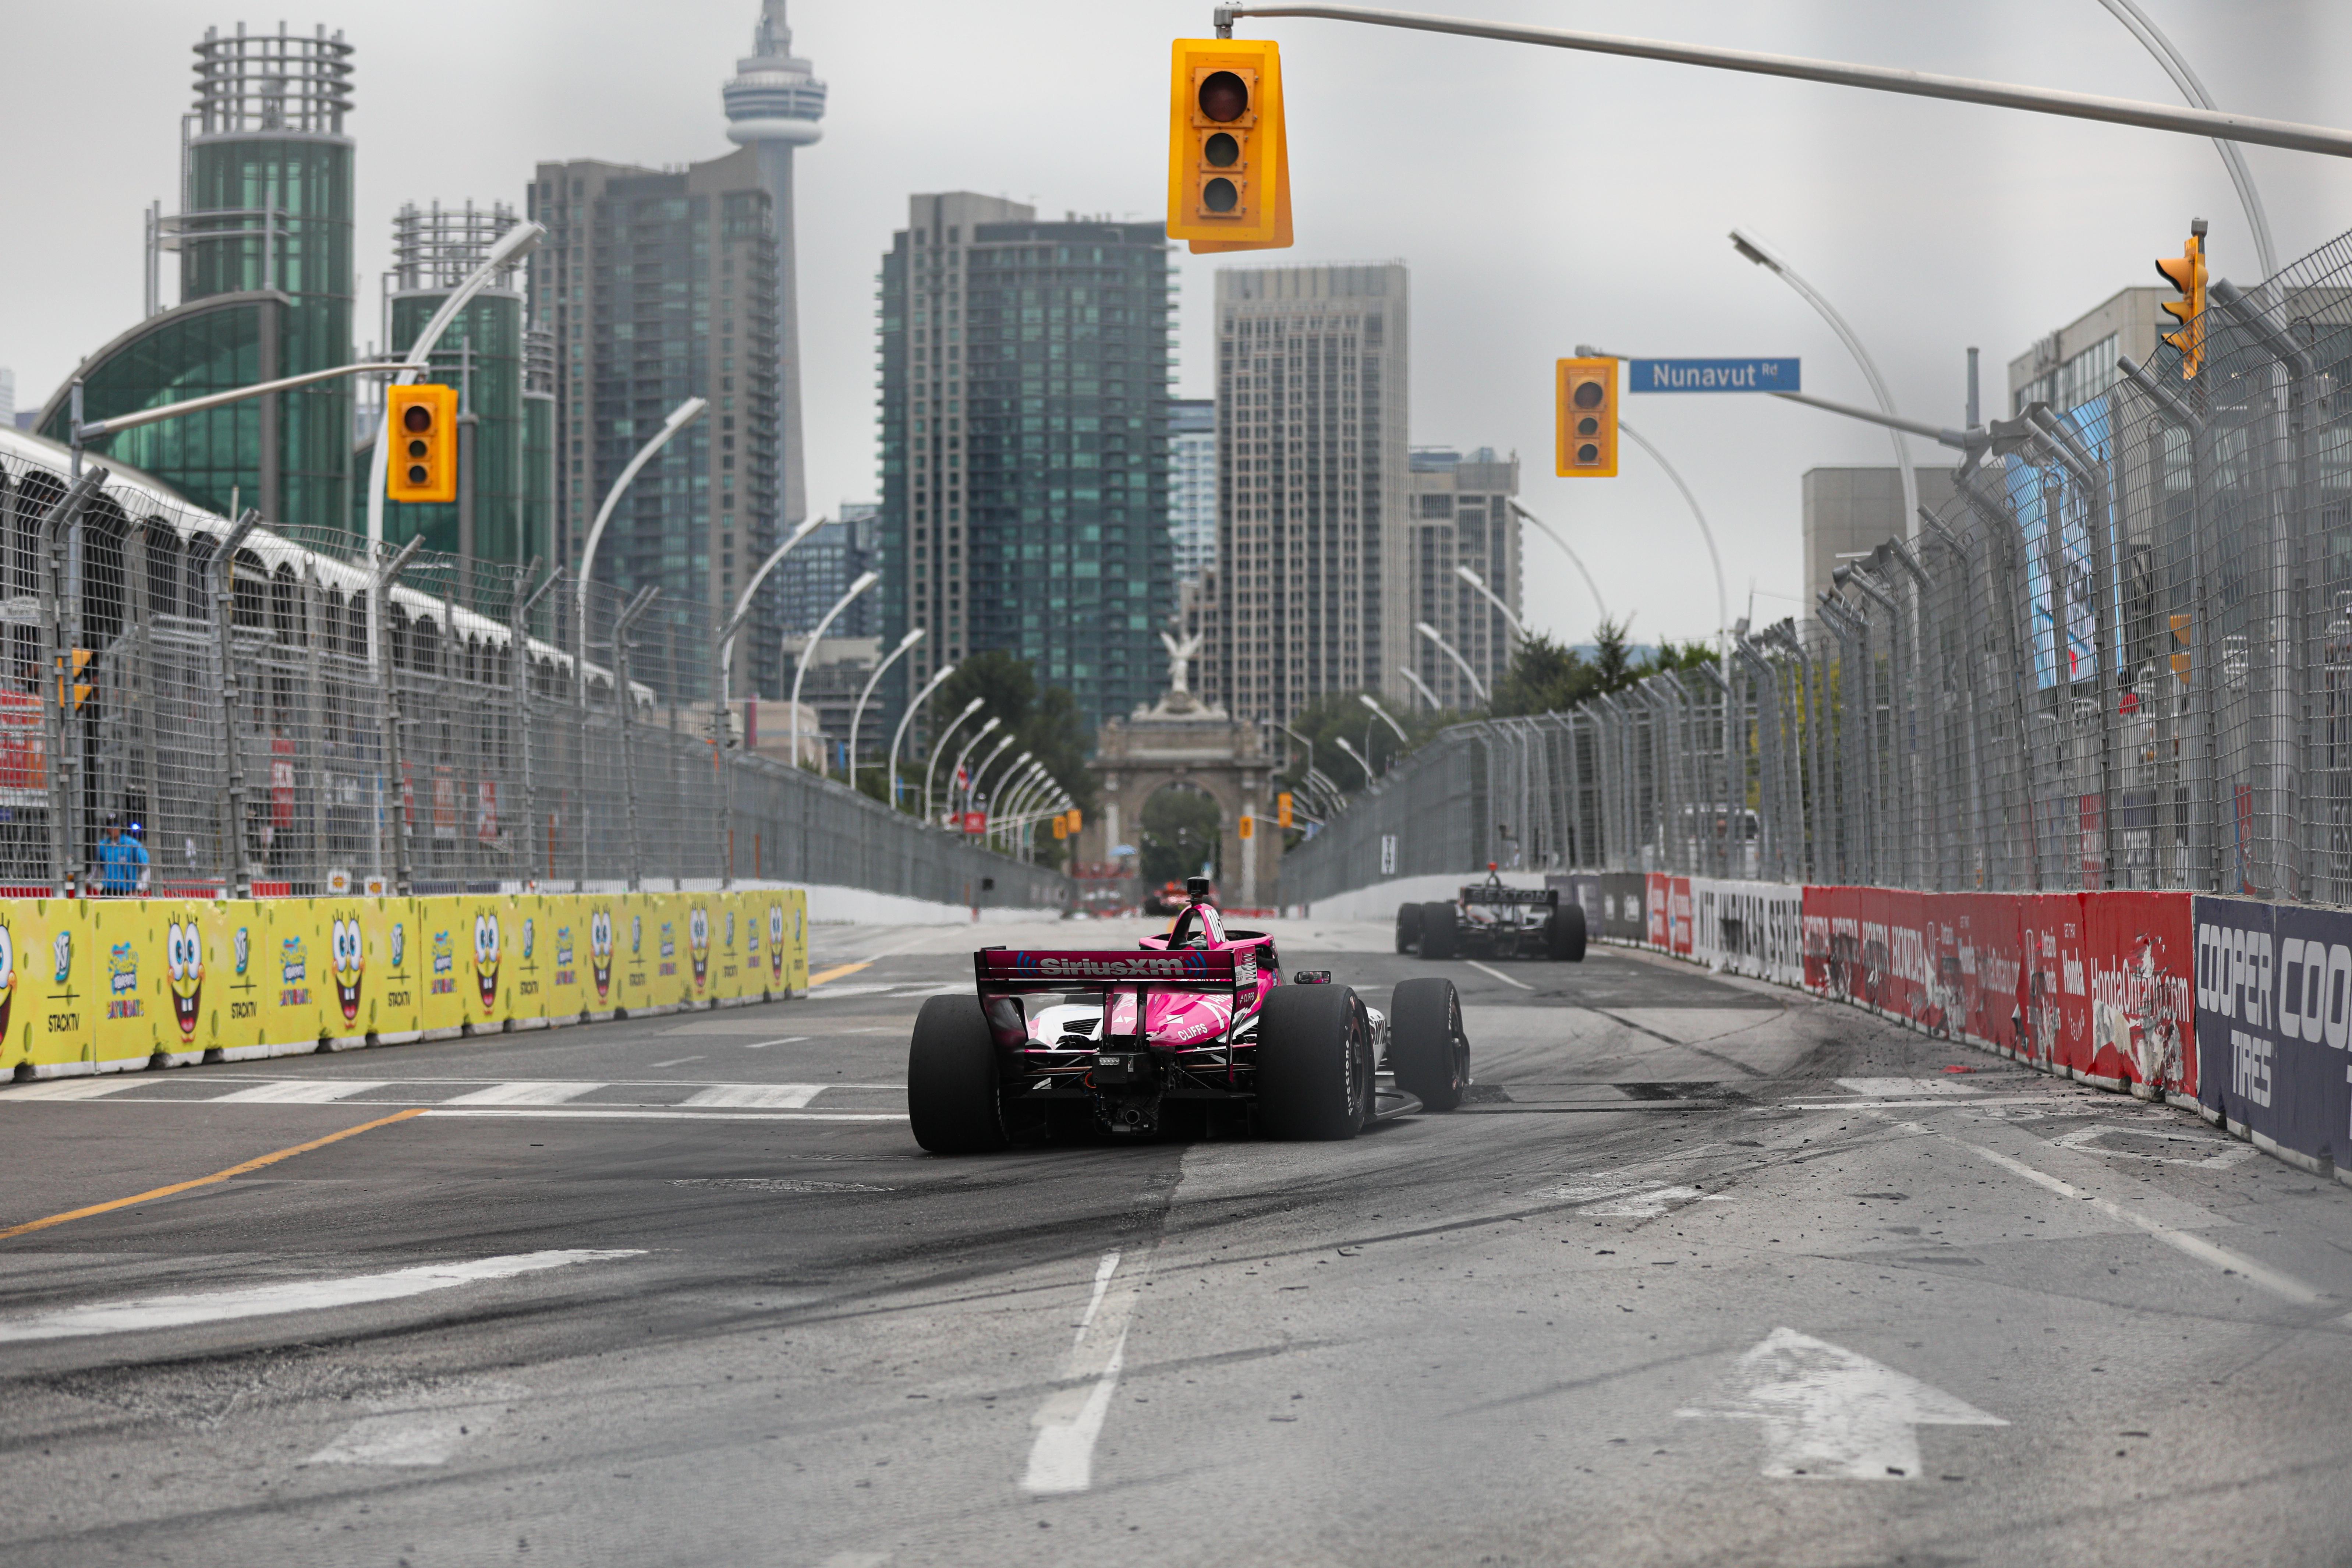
[975,950,1237,984]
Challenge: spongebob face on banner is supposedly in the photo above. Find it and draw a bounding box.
[0,915,18,1041]
[472,911,501,1010]
[164,916,204,1040]
[768,902,786,983]
[689,904,711,989]
[328,912,365,1022]
[589,908,614,1000]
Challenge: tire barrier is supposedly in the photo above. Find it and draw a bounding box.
[4,888,809,1080]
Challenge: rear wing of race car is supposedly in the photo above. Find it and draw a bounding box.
[973,946,1261,1046]
[1459,885,1558,908]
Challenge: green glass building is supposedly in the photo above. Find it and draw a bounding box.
[40,24,354,527]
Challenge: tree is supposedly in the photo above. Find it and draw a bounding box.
[918,650,1095,865]
[1138,786,1221,887]
[1271,688,1448,827]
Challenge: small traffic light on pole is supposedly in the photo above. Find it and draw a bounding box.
[2155,219,2208,379]
[1555,358,1619,477]
[1167,38,1290,253]
[1277,792,1294,829]
[385,384,460,502]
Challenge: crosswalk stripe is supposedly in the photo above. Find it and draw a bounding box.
[211,1080,389,1104]
[0,1079,146,1101]
[436,1082,606,1107]
[681,1084,823,1109]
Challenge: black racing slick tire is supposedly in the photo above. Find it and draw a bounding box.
[907,995,1010,1154]
[1395,902,1424,955]
[1255,984,1369,1141]
[1419,903,1460,960]
[1547,901,1588,962]
[1388,976,1468,1111]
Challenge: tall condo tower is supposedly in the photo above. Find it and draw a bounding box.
[722,0,824,530]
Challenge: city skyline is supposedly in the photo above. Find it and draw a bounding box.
[10,2,2352,650]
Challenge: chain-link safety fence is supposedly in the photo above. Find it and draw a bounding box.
[1284,226,2352,909]
[0,434,1069,912]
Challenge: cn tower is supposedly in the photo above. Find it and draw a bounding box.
[723,0,825,528]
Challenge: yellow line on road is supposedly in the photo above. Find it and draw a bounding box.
[806,959,876,987]
[0,1107,427,1243]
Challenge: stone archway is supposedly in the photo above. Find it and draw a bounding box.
[1086,689,1281,911]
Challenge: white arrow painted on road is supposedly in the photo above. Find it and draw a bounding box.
[1678,1328,2005,1479]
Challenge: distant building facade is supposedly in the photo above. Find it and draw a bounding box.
[2006,286,2169,417]
[527,149,780,696]
[776,502,876,638]
[1169,396,1216,588]
[1205,262,1410,725]
[1802,466,1959,615]
[876,194,1173,735]
[1409,446,1520,710]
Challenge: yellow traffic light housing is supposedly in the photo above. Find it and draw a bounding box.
[386,383,459,503]
[1277,792,1294,829]
[1053,813,1069,841]
[1168,38,1290,252]
[2155,222,2207,379]
[1556,358,1619,477]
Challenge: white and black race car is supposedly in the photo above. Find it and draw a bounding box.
[1398,868,1587,962]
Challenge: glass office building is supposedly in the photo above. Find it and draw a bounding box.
[42,24,354,527]
[877,195,1173,735]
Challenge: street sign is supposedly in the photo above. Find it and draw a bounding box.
[961,811,987,835]
[1629,358,1799,393]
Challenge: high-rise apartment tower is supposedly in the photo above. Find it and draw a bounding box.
[1409,446,1520,709]
[1169,397,1216,588]
[722,0,823,529]
[1206,263,1410,725]
[876,195,1173,733]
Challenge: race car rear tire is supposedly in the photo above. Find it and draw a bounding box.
[1255,984,1368,1140]
[1395,902,1423,955]
[907,995,1010,1154]
[1547,902,1588,962]
[1388,976,1467,1112]
[1419,903,1459,960]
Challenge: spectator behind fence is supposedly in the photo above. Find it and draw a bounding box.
[96,815,150,896]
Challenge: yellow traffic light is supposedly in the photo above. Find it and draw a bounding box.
[2155,223,2207,379]
[1052,813,1069,841]
[1067,808,1082,834]
[57,649,91,710]
[1239,813,1255,841]
[386,384,459,503]
[1556,358,1619,477]
[1168,38,1290,252]
[1277,792,1294,829]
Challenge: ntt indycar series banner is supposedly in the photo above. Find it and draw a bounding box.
[2194,895,2352,1171]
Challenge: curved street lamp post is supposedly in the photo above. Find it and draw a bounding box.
[889,668,962,813]
[786,569,879,775]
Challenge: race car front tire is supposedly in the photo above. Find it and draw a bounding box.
[1547,902,1588,962]
[1388,976,1467,1111]
[1395,902,1424,955]
[1255,984,1368,1140]
[1419,903,1460,960]
[907,995,1010,1154]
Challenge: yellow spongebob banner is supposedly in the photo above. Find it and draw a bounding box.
[0,885,812,1077]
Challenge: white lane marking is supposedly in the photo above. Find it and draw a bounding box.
[646,1056,706,1069]
[744,1037,809,1050]
[303,1379,525,1468]
[424,1108,905,1122]
[0,1079,145,1102]
[804,983,895,999]
[0,1250,644,1344]
[1023,1247,1147,1495]
[210,1080,389,1104]
[1464,960,1534,991]
[1078,1249,1121,1331]
[1948,1133,2327,1305]
[1679,1327,2005,1479]
[438,1082,605,1107]
[1787,1096,2084,1111]
[2050,1124,2258,1169]
[1836,1077,1983,1098]
[682,1084,824,1109]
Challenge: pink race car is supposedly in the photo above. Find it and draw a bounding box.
[908,878,1471,1153]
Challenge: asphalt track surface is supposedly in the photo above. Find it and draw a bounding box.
[3,917,2351,1567]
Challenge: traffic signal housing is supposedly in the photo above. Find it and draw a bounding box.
[386,383,459,503]
[1556,358,1619,477]
[1167,38,1290,252]
[2155,222,2207,379]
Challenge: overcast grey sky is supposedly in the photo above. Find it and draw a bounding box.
[6,1,2351,644]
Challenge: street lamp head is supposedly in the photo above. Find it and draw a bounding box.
[487,220,546,270]
[896,626,926,652]
[1455,563,1487,591]
[957,695,985,718]
[1729,229,1779,271]
[663,396,710,433]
